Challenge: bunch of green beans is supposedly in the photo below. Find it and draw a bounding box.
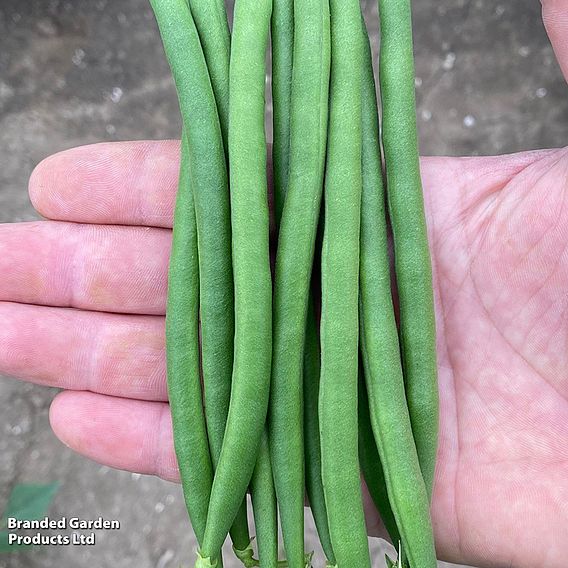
[149,0,438,566]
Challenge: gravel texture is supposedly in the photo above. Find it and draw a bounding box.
[0,1,566,567]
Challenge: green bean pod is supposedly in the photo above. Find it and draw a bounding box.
[189,0,276,559]
[151,0,222,545]
[357,19,400,549]
[268,0,330,565]
[187,0,230,149]
[359,12,437,567]
[377,0,439,498]
[199,0,273,561]
[318,0,369,565]
[150,4,229,460]
[303,297,335,565]
[357,370,399,547]
[250,432,279,568]
[271,0,294,225]
[150,0,252,558]
[181,0,230,480]
[184,0,252,555]
[164,134,212,546]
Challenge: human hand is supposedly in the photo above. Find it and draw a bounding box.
[2,143,565,567]
[1,1,567,567]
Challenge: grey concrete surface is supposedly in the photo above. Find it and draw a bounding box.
[0,0,566,567]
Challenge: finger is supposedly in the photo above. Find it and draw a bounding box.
[49,391,179,482]
[0,221,170,314]
[542,0,568,82]
[0,302,167,401]
[29,141,180,228]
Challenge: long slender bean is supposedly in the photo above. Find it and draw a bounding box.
[184,0,252,555]
[357,18,400,549]
[377,0,439,499]
[190,1,280,560]
[303,296,335,566]
[250,432,279,568]
[151,0,222,547]
[150,0,251,558]
[164,134,212,546]
[357,369,400,546]
[318,0,369,565]
[359,11,437,567]
[187,0,230,149]
[199,0,273,561]
[182,0,229,485]
[269,0,330,565]
[154,1,437,566]
[271,0,294,226]
[151,1,254,561]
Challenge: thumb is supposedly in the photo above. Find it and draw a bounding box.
[542,0,568,82]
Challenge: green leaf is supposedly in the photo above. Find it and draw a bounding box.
[1,483,59,526]
[0,483,59,554]
[0,530,31,553]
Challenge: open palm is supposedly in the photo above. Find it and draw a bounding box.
[1,3,567,568]
[421,148,568,567]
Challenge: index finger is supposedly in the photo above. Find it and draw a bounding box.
[29,140,181,228]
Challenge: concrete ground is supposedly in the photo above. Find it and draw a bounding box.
[0,0,566,567]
